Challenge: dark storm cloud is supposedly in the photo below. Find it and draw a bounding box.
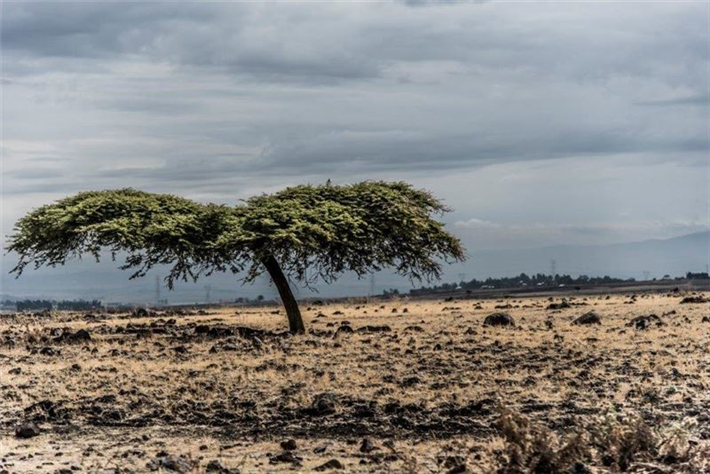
[2,3,383,82]
[5,3,707,86]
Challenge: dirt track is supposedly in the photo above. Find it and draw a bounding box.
[2,291,710,472]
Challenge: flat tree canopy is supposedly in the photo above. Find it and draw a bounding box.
[9,181,465,333]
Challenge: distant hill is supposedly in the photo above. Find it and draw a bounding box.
[2,231,708,304]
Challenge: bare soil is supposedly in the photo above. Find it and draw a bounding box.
[2,291,710,472]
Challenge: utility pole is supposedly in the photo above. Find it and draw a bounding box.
[550,259,557,280]
[155,275,161,305]
[369,273,375,297]
[642,271,650,281]
[205,284,211,304]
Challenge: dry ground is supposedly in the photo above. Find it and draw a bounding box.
[2,290,710,473]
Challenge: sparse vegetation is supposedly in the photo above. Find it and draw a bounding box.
[2,291,710,472]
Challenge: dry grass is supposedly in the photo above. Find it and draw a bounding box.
[1,290,710,472]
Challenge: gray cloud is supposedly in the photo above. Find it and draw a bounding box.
[1,1,708,254]
[636,93,710,107]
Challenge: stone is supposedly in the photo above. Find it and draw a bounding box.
[280,439,298,451]
[315,459,344,471]
[359,438,376,453]
[15,421,41,439]
[158,454,195,473]
[573,312,602,325]
[627,314,663,330]
[483,312,515,327]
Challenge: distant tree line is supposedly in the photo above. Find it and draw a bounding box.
[409,273,634,296]
[686,272,710,280]
[12,299,53,311]
[56,299,103,311]
[6,299,103,312]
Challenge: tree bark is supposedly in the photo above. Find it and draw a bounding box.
[262,254,306,334]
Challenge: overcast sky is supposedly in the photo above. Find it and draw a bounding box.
[2,1,709,261]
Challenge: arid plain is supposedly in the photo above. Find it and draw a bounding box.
[2,290,710,473]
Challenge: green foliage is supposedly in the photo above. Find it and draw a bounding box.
[9,182,465,288]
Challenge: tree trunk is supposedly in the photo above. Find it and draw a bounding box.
[262,254,306,334]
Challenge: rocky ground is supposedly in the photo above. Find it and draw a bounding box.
[2,290,710,473]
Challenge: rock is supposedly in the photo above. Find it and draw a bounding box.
[483,312,515,327]
[280,439,298,451]
[334,325,354,336]
[547,300,571,310]
[447,465,468,474]
[404,325,424,333]
[357,325,392,333]
[628,314,664,330]
[15,421,41,439]
[195,325,211,335]
[309,393,338,416]
[158,454,195,473]
[53,328,91,344]
[680,296,708,304]
[359,438,377,453]
[570,462,592,474]
[313,443,332,454]
[270,452,302,465]
[572,312,602,325]
[39,347,59,356]
[315,459,344,471]
[205,459,239,473]
[71,329,91,342]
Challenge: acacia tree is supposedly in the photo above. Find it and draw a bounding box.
[9,181,465,334]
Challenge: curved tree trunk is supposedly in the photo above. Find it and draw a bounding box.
[262,254,306,334]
